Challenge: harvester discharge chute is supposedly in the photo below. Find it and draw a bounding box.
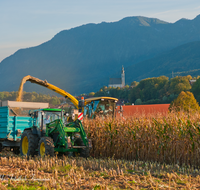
[16,75,79,109]
[16,75,118,119]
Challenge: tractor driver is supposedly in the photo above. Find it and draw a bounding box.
[44,114,50,125]
[104,104,113,115]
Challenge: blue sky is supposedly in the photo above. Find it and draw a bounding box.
[0,0,200,62]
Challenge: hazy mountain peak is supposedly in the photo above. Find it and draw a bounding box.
[194,14,200,20]
[119,16,168,27]
[175,14,200,26]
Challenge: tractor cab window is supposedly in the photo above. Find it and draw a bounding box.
[36,111,47,128]
[84,100,115,118]
[36,111,42,127]
[36,111,64,127]
[104,103,114,116]
[43,111,63,122]
[84,100,99,118]
[96,101,114,117]
[44,113,51,125]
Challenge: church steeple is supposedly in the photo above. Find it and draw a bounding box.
[121,65,125,87]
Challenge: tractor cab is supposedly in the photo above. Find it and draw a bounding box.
[29,108,65,136]
[84,97,118,119]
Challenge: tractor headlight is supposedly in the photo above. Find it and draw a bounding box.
[74,133,81,138]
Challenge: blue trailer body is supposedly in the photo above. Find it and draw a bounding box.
[0,106,33,142]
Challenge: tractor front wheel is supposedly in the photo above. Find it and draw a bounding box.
[38,137,54,157]
[20,130,38,156]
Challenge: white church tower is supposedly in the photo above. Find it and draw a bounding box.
[121,65,125,87]
[109,66,125,88]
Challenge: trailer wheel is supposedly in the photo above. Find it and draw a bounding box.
[74,138,90,158]
[20,130,39,156]
[38,137,54,157]
[13,147,20,155]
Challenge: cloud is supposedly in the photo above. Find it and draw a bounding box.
[0,42,39,49]
[194,6,200,10]
[152,9,183,17]
[150,8,199,22]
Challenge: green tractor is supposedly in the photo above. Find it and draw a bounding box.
[20,108,91,157]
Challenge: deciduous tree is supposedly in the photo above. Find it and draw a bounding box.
[169,91,199,112]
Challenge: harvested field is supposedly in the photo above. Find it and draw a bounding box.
[0,152,200,189]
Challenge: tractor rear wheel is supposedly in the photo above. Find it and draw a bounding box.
[20,130,38,156]
[38,137,54,157]
[73,138,90,158]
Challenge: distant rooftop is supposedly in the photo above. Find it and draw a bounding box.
[109,78,122,85]
[189,79,196,85]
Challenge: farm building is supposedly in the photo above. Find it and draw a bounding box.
[117,104,170,117]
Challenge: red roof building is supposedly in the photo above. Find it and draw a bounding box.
[116,104,170,117]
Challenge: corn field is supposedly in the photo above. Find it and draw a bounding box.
[83,111,200,167]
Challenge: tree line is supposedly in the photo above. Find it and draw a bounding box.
[93,75,200,105]
[0,91,64,106]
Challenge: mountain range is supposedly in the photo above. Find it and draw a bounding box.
[0,14,200,95]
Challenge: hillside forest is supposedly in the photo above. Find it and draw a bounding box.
[0,75,200,107]
[1,15,200,95]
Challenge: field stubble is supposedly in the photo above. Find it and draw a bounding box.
[0,155,200,189]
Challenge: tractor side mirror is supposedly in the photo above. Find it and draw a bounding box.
[72,113,75,121]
